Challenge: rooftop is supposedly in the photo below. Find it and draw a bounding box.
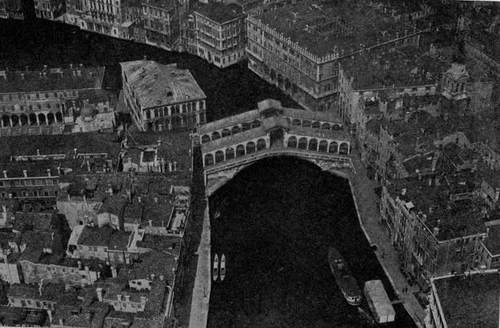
[341,45,449,90]
[388,178,487,240]
[0,65,105,94]
[120,250,177,284]
[120,61,205,109]
[433,272,500,328]
[194,2,243,24]
[77,225,131,250]
[255,0,414,57]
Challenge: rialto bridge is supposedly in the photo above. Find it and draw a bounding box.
[197,99,356,196]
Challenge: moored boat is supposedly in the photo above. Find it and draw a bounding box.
[328,247,362,306]
[220,254,226,281]
[213,254,219,281]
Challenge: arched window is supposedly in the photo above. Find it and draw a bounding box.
[201,135,211,144]
[1,115,10,127]
[47,113,55,125]
[236,144,245,157]
[292,119,301,126]
[204,154,214,166]
[226,148,235,160]
[241,123,251,131]
[298,137,308,150]
[20,114,28,126]
[318,140,328,152]
[246,142,256,154]
[212,131,221,140]
[257,138,267,151]
[312,121,321,129]
[231,125,241,135]
[287,136,297,148]
[308,138,318,151]
[329,141,338,153]
[11,115,19,126]
[215,151,225,163]
[29,113,37,125]
[222,129,231,137]
[55,112,63,122]
[38,113,46,125]
[339,143,349,155]
[302,120,311,128]
[321,123,330,130]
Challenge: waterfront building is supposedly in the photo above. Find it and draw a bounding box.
[246,0,423,113]
[34,0,65,20]
[192,2,246,68]
[0,0,23,19]
[120,60,206,132]
[426,271,500,328]
[142,0,179,50]
[380,178,489,287]
[0,65,109,136]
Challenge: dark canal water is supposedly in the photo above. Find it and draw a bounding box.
[208,157,416,328]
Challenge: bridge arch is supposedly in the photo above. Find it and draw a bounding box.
[231,125,241,135]
[298,137,308,149]
[222,128,231,137]
[29,113,37,125]
[204,153,214,166]
[321,123,330,130]
[201,134,211,144]
[312,121,321,129]
[226,147,235,160]
[257,138,267,151]
[38,113,46,125]
[236,144,245,157]
[339,142,349,155]
[319,140,328,152]
[302,120,311,128]
[11,115,19,126]
[287,136,297,148]
[215,150,225,163]
[212,131,221,140]
[246,141,256,154]
[308,138,318,151]
[20,114,28,126]
[329,141,338,153]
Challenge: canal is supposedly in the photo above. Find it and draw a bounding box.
[208,157,416,328]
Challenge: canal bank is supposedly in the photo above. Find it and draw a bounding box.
[349,152,426,327]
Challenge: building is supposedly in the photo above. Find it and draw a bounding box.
[192,2,246,68]
[0,65,109,136]
[120,60,206,131]
[34,0,65,20]
[142,0,179,50]
[426,271,500,328]
[246,0,423,113]
[0,0,23,19]
[380,178,488,287]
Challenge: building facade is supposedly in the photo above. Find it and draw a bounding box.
[193,2,246,68]
[142,0,179,50]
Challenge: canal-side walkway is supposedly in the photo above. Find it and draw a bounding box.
[349,154,426,327]
[188,203,211,328]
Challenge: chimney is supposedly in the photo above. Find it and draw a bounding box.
[148,219,152,227]
[159,274,164,281]
[47,169,51,177]
[173,161,177,171]
[69,63,73,69]
[59,318,63,327]
[96,287,103,301]
[117,294,122,302]
[140,296,147,305]
[168,161,173,172]
[23,170,27,178]
[154,197,158,203]
[77,261,82,270]
[84,265,89,273]
[2,170,7,178]
[111,266,117,278]
[124,295,130,303]
[150,273,155,281]
[137,196,141,203]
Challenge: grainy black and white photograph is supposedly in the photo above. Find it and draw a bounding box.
[0,0,499,327]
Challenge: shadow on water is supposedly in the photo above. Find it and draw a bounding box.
[207,157,416,328]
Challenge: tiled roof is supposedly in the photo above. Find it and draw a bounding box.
[120,61,205,109]
[77,225,131,250]
[119,250,177,284]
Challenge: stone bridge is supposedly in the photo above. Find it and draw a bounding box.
[197,99,355,196]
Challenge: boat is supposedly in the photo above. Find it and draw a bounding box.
[213,254,219,281]
[220,254,226,281]
[328,247,362,306]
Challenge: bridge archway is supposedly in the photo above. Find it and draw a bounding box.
[226,147,235,160]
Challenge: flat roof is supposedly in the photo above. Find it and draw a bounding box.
[120,61,205,109]
[255,0,412,57]
[434,272,500,328]
[0,66,105,94]
[194,2,243,24]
